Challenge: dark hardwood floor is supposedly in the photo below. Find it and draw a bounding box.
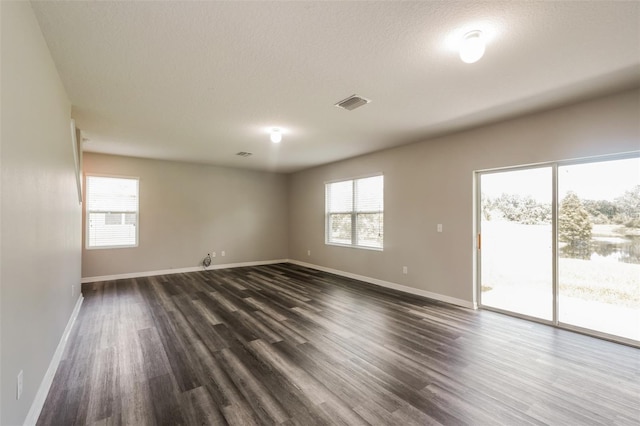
[37,263,640,425]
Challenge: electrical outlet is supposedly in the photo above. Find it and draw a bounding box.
[307,250,311,256]
[212,252,216,257]
[17,370,23,400]
[71,284,75,297]
[221,250,225,257]
[402,266,408,274]
[437,224,443,232]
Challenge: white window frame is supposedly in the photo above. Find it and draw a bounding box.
[325,174,384,250]
[85,174,139,250]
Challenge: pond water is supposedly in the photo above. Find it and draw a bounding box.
[560,235,640,264]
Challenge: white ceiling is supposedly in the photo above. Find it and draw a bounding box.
[31,1,640,173]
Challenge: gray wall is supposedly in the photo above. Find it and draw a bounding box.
[288,89,640,305]
[82,153,289,278]
[1,2,82,424]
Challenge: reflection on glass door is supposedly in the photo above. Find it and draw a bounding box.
[479,167,553,320]
[558,157,640,341]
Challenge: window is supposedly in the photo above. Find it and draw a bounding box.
[325,175,383,249]
[86,175,139,249]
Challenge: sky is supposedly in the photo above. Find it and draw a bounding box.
[558,157,639,201]
[481,157,639,202]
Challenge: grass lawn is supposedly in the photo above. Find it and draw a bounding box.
[482,221,640,309]
[559,258,639,308]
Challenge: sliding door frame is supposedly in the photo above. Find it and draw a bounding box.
[475,151,640,348]
[475,163,555,325]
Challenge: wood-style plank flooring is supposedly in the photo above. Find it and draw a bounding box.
[38,263,640,425]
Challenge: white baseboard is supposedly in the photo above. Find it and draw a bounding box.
[82,258,475,310]
[287,259,476,310]
[24,294,84,426]
[81,259,289,283]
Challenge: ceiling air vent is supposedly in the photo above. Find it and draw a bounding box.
[334,94,371,111]
[236,152,252,157]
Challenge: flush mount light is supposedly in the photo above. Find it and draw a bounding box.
[460,30,485,64]
[270,128,282,143]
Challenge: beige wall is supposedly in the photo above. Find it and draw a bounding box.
[1,2,82,424]
[2,3,635,424]
[82,153,289,278]
[288,89,640,305]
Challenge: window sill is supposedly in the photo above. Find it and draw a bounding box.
[325,242,383,252]
[85,244,138,250]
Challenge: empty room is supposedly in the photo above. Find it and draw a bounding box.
[2,1,640,425]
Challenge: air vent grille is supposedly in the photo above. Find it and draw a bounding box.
[335,94,371,111]
[236,152,252,157]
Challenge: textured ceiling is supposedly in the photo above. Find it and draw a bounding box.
[31,1,640,173]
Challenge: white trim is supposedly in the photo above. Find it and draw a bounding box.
[325,242,383,252]
[70,120,82,203]
[287,259,476,309]
[82,258,476,308]
[81,259,289,283]
[24,295,84,426]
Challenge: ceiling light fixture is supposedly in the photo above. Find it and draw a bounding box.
[459,30,485,64]
[270,128,282,143]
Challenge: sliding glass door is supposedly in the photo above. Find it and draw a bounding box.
[479,167,553,320]
[558,158,640,341]
[477,154,640,344]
